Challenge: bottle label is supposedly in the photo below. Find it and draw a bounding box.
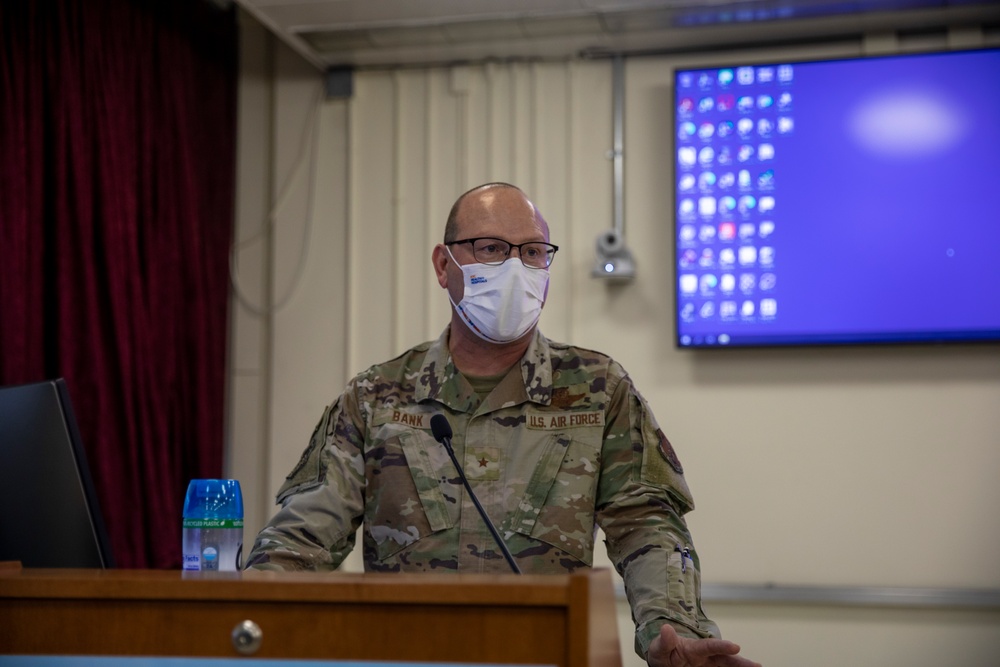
[182,525,244,572]
[182,518,244,529]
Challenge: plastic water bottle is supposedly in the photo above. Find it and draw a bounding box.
[182,479,243,572]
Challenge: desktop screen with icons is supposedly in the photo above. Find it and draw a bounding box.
[673,47,1000,348]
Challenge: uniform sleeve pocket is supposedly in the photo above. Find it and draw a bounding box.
[667,544,700,618]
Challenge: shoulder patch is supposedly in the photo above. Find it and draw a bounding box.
[657,428,684,474]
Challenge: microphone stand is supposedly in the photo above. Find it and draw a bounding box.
[431,414,521,574]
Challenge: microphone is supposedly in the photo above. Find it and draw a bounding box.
[430,414,521,574]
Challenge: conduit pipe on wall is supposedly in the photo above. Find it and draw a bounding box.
[592,54,636,281]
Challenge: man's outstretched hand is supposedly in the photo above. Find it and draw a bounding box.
[647,624,762,667]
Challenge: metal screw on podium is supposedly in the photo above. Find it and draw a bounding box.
[231,619,263,655]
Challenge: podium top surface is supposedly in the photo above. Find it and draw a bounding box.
[0,563,615,606]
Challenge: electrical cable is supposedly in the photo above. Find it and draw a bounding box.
[229,82,324,317]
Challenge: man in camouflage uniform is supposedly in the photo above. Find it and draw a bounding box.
[246,183,759,667]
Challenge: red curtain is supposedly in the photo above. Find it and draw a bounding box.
[0,0,237,568]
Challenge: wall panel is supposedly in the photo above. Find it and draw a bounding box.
[234,25,1000,666]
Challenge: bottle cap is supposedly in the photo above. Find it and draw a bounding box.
[183,479,243,520]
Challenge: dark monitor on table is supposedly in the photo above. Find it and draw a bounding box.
[0,378,115,568]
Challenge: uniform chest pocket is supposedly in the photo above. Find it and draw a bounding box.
[509,431,602,566]
[365,428,458,560]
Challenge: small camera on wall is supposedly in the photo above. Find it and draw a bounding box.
[591,229,635,281]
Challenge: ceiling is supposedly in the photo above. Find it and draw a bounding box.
[232,0,1000,70]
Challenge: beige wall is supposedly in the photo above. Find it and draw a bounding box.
[230,14,1000,667]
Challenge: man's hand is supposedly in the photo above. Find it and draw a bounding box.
[647,624,761,667]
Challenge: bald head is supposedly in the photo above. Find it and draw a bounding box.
[444,183,549,244]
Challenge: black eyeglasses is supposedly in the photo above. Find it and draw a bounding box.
[446,237,559,269]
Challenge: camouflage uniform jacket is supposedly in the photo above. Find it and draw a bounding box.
[246,326,720,656]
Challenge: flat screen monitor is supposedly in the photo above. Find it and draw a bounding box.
[673,47,1000,348]
[0,379,115,568]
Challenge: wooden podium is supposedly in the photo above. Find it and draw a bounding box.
[0,565,622,667]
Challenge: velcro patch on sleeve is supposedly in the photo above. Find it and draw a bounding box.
[657,429,684,474]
